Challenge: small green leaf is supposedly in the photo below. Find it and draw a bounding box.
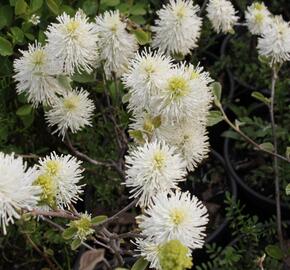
[258,55,270,65]
[71,238,82,250]
[286,184,290,196]
[62,227,78,240]
[72,71,95,83]
[57,75,72,90]
[152,115,162,128]
[221,130,241,140]
[133,29,150,45]
[0,37,13,56]
[0,5,13,29]
[46,0,59,15]
[16,104,32,116]
[211,82,222,106]
[15,0,28,15]
[259,142,274,152]
[82,0,97,15]
[130,3,146,15]
[101,0,120,6]
[91,215,107,225]
[10,26,24,44]
[207,110,223,126]
[171,52,184,61]
[251,91,270,105]
[265,245,283,260]
[129,130,145,144]
[122,93,131,104]
[131,257,149,270]
[31,0,43,12]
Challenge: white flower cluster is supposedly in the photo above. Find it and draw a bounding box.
[0,151,84,234]
[152,0,202,56]
[206,0,239,34]
[243,2,290,65]
[14,9,138,139]
[123,48,211,267]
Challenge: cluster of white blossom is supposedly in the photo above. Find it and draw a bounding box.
[244,2,290,65]
[152,0,202,56]
[14,9,139,139]
[206,0,239,34]
[123,43,212,266]
[0,151,84,234]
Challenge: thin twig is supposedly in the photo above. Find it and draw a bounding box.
[28,209,78,220]
[269,66,283,248]
[96,199,137,228]
[65,134,125,179]
[24,233,57,270]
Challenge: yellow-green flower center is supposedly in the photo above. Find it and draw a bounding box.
[159,240,193,270]
[254,2,264,11]
[45,160,61,176]
[144,63,156,74]
[66,20,80,34]
[153,151,166,170]
[63,96,80,111]
[176,6,186,19]
[255,13,264,24]
[168,76,189,99]
[71,214,94,241]
[170,208,186,225]
[32,50,45,66]
[34,174,57,207]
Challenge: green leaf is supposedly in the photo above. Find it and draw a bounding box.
[133,29,150,45]
[72,71,95,83]
[130,15,145,25]
[122,93,131,104]
[130,3,146,15]
[46,0,59,15]
[171,52,184,61]
[251,91,270,105]
[57,75,72,90]
[221,130,241,140]
[101,0,120,6]
[62,227,78,240]
[129,130,145,144]
[15,0,28,15]
[25,33,35,41]
[286,184,290,196]
[16,104,32,116]
[152,115,162,128]
[60,5,75,16]
[0,5,13,29]
[20,113,35,127]
[91,215,107,225]
[211,82,222,106]
[259,142,274,152]
[82,0,97,15]
[265,245,283,260]
[258,55,270,65]
[71,238,82,250]
[131,257,149,270]
[207,110,223,126]
[10,26,24,44]
[0,37,13,56]
[31,0,43,12]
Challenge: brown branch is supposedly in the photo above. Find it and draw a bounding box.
[24,233,58,270]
